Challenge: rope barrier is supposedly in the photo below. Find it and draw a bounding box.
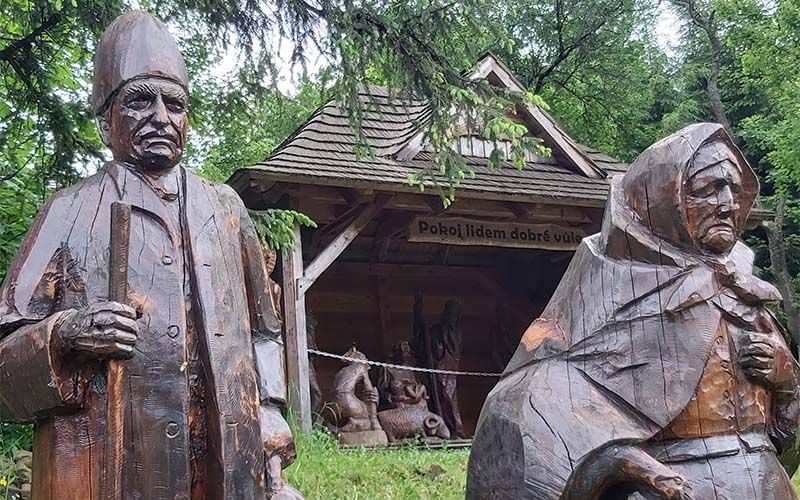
[306,348,503,378]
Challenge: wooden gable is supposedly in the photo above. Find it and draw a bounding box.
[396,53,607,179]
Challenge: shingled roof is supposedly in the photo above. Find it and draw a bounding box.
[230,55,628,208]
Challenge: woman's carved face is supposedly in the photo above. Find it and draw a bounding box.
[684,142,743,255]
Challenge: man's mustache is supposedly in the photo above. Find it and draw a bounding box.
[135,127,179,144]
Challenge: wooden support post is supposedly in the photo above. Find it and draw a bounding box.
[282,222,312,432]
[283,194,390,431]
[298,195,390,295]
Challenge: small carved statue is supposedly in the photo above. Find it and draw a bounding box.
[377,406,451,442]
[375,341,451,442]
[467,123,800,499]
[0,12,301,499]
[327,346,388,445]
[412,291,466,439]
[264,244,283,322]
[378,341,428,409]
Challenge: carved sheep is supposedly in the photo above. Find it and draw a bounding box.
[377,407,451,442]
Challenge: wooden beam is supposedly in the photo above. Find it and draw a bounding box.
[336,187,362,205]
[246,170,610,209]
[508,202,529,219]
[309,200,371,255]
[259,182,289,205]
[234,173,270,209]
[524,105,605,179]
[288,184,598,222]
[314,203,366,242]
[281,223,312,432]
[298,195,390,295]
[328,261,500,280]
[374,212,415,241]
[435,245,452,265]
[376,238,391,263]
[424,196,446,215]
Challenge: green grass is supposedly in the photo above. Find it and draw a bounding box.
[0,424,31,459]
[0,424,33,497]
[4,423,800,499]
[286,430,469,500]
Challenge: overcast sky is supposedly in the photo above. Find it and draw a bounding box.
[655,2,682,56]
[210,2,683,94]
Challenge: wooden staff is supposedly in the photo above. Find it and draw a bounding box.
[106,201,132,500]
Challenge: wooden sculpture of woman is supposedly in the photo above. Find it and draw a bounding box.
[467,123,800,500]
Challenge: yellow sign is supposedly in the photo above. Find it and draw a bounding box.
[408,217,586,250]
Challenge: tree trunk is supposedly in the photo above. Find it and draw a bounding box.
[764,196,800,347]
[669,1,734,137]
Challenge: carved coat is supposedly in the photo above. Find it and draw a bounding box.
[467,124,800,499]
[0,162,284,500]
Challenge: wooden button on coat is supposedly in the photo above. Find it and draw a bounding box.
[165,422,179,438]
[167,325,180,338]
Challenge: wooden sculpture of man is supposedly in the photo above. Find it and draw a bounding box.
[467,123,800,500]
[0,11,303,500]
[413,292,466,439]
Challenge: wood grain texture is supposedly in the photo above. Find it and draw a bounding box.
[467,123,800,500]
[0,12,300,499]
[105,201,131,500]
[0,161,294,499]
[282,222,312,432]
[412,293,465,439]
[299,195,389,295]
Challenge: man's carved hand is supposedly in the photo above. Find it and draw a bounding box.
[57,301,139,359]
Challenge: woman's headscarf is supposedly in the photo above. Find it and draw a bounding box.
[602,123,759,265]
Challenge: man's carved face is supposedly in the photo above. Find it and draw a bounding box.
[101,78,188,171]
[684,142,743,255]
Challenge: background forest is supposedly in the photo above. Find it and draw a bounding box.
[1,0,800,497]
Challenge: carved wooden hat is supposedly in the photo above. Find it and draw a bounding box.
[92,11,189,115]
[620,123,758,249]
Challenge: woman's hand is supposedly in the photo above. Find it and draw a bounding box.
[738,331,797,390]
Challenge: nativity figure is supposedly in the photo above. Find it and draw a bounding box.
[412,291,466,439]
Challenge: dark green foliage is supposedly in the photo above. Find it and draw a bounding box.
[0,168,39,282]
[0,0,118,185]
[489,0,682,161]
[249,209,317,251]
[190,72,333,181]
